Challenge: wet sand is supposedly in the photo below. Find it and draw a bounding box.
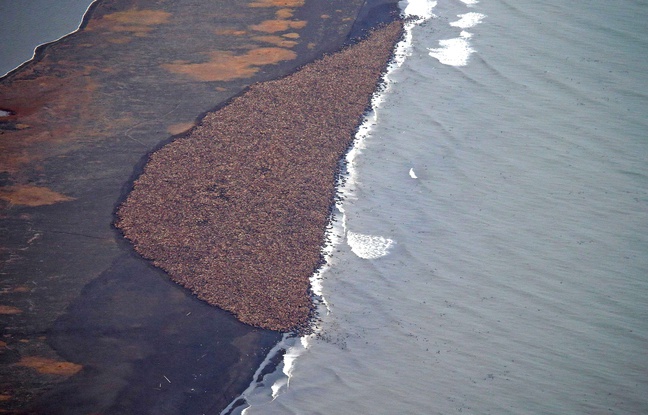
[0,0,399,413]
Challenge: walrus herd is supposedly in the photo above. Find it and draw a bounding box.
[115,20,404,332]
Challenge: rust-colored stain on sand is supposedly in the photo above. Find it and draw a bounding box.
[15,356,82,376]
[0,67,103,173]
[0,305,23,315]
[249,19,307,33]
[0,185,75,207]
[0,285,32,294]
[88,9,172,36]
[181,0,305,81]
[252,35,298,48]
[214,28,247,36]
[275,8,295,19]
[162,48,296,82]
[167,122,195,135]
[248,0,305,7]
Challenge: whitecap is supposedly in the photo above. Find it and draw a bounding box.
[428,35,475,66]
[402,0,437,21]
[347,231,395,259]
[450,12,487,29]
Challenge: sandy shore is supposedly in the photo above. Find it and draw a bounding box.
[0,0,400,413]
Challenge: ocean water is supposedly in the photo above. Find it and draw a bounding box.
[233,0,648,414]
[0,0,96,77]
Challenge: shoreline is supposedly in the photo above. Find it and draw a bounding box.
[0,0,401,413]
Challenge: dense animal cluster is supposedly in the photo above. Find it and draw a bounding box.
[116,21,404,332]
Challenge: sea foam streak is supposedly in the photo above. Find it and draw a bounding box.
[222,2,436,413]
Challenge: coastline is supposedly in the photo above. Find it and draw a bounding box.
[0,0,400,413]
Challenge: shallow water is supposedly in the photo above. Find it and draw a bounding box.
[238,0,648,413]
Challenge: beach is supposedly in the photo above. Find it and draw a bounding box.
[0,0,400,413]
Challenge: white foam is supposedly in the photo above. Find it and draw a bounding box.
[429,9,486,67]
[347,231,395,259]
[428,36,475,66]
[460,0,480,5]
[401,0,437,20]
[409,168,418,179]
[219,333,293,414]
[450,12,487,29]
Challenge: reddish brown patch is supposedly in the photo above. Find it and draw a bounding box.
[0,306,22,315]
[167,122,195,135]
[248,0,304,7]
[249,19,307,33]
[162,48,296,82]
[0,65,104,174]
[214,28,247,36]
[87,9,172,36]
[252,35,298,48]
[0,395,11,402]
[275,8,294,19]
[0,285,32,294]
[0,185,74,207]
[282,32,300,39]
[15,356,83,376]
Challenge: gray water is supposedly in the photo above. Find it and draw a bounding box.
[0,0,96,76]
[239,0,648,413]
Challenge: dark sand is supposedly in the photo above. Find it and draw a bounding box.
[116,21,404,332]
[0,0,400,412]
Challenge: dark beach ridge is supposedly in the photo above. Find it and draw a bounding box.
[116,20,404,333]
[0,0,400,413]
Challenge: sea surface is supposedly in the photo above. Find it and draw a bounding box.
[0,0,96,77]
[3,0,647,414]
[232,0,648,414]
